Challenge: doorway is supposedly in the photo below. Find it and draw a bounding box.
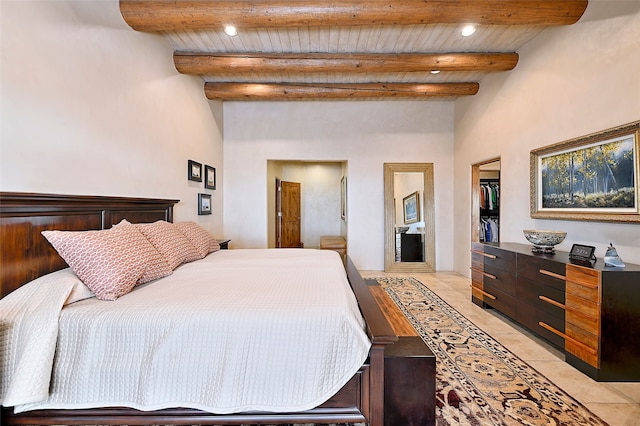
[268,161,347,249]
[471,159,501,243]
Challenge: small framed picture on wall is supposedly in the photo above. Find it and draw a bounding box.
[204,165,216,190]
[188,160,202,182]
[198,193,212,215]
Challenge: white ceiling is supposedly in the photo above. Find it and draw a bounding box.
[119,1,589,100]
[164,24,544,84]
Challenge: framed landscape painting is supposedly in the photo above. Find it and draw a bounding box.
[403,191,419,224]
[530,121,640,223]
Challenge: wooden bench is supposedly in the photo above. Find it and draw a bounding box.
[320,236,347,264]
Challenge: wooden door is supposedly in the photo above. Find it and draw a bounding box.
[278,180,302,248]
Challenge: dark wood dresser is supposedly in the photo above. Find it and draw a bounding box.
[471,241,640,381]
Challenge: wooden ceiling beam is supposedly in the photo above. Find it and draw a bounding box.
[204,82,479,100]
[175,52,519,75]
[120,1,588,32]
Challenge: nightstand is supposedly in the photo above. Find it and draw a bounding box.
[216,239,231,250]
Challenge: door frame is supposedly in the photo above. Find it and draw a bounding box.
[275,178,282,247]
[471,158,501,243]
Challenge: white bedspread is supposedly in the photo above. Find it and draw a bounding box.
[1,249,371,414]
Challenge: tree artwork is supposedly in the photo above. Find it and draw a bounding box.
[540,136,636,210]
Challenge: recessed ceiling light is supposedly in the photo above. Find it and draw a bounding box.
[461,25,476,37]
[430,70,441,74]
[224,25,237,36]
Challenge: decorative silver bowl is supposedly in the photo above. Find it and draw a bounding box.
[523,230,567,254]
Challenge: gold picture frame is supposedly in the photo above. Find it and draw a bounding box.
[403,191,420,224]
[530,120,640,223]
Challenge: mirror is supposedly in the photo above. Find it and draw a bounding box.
[384,163,436,272]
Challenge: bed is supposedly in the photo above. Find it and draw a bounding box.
[0,192,399,426]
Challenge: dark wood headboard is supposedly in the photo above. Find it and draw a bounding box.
[0,192,179,298]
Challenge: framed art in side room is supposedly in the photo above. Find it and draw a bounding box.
[198,193,212,215]
[188,160,202,182]
[403,191,419,224]
[530,120,640,223]
[204,165,216,190]
[341,175,347,221]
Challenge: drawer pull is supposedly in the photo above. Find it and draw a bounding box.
[538,322,598,356]
[539,269,566,281]
[471,250,497,259]
[470,267,496,280]
[538,295,566,310]
[470,285,497,300]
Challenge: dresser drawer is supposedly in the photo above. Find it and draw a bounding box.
[566,322,599,368]
[471,268,484,286]
[482,246,516,273]
[566,307,599,336]
[516,276,565,318]
[566,322,599,349]
[471,250,485,270]
[483,285,516,319]
[566,293,599,317]
[566,264,600,287]
[483,265,516,296]
[516,302,565,348]
[566,280,600,304]
[517,253,566,290]
[566,342,599,368]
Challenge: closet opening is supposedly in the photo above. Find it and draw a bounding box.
[471,159,501,243]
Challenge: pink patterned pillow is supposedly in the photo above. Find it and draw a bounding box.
[42,227,147,301]
[174,222,220,258]
[111,220,173,284]
[135,221,201,269]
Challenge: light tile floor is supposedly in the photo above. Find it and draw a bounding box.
[360,270,640,426]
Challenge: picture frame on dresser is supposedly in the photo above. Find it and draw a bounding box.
[530,120,640,223]
[204,165,216,190]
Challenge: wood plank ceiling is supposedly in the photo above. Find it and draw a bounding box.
[119,1,588,101]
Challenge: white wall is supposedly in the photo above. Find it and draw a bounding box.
[0,1,224,234]
[453,1,640,275]
[223,101,455,270]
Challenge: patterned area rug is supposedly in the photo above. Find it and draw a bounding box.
[374,276,608,426]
